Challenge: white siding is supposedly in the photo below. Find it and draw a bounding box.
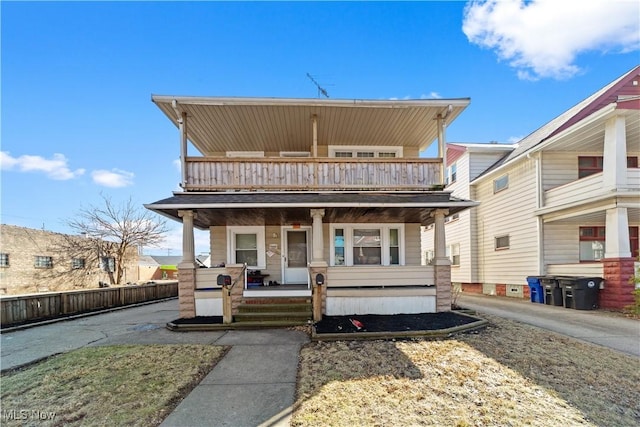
[405,223,422,265]
[474,158,539,285]
[469,152,508,182]
[209,226,227,266]
[543,223,579,265]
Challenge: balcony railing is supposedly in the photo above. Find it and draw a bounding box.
[544,169,640,208]
[184,157,443,191]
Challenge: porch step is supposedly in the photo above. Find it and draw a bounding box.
[235,297,312,324]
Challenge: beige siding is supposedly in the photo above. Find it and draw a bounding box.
[404,223,422,265]
[209,226,227,267]
[327,265,434,287]
[543,223,579,265]
[474,158,539,285]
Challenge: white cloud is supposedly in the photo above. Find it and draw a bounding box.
[462,0,640,80]
[0,151,85,180]
[507,135,524,143]
[421,92,442,99]
[91,169,135,188]
[173,158,181,171]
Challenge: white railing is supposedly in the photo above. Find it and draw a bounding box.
[184,157,443,191]
[546,263,604,277]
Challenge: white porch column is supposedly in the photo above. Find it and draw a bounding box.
[431,209,449,263]
[604,207,631,258]
[437,114,446,185]
[602,114,627,190]
[310,209,326,265]
[178,210,196,268]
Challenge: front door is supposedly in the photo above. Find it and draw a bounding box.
[283,228,310,284]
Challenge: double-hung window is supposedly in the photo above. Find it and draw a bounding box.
[35,256,53,269]
[331,224,403,266]
[228,226,265,268]
[329,146,402,158]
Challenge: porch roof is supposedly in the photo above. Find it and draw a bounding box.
[151,96,470,154]
[144,191,478,229]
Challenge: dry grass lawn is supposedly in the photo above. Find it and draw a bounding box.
[293,315,640,426]
[1,344,227,427]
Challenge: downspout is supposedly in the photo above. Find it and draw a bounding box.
[528,151,544,275]
[172,100,188,189]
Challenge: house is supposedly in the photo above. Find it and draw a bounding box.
[0,224,139,295]
[423,65,640,310]
[145,96,478,321]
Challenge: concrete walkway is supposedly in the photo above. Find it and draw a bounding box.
[458,293,640,357]
[1,299,309,427]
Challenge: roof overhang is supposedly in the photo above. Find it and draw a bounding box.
[151,96,470,154]
[145,191,478,229]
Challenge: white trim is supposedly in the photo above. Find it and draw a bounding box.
[244,289,311,297]
[227,226,266,269]
[226,151,265,157]
[281,226,312,286]
[328,145,403,158]
[329,223,405,266]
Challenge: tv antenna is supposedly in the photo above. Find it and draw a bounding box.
[306,73,330,98]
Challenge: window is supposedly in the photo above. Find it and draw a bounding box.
[35,256,53,269]
[493,174,509,193]
[330,224,404,266]
[445,162,457,186]
[101,257,115,272]
[0,253,8,267]
[329,146,403,158]
[334,229,345,265]
[579,156,638,178]
[446,243,460,266]
[579,227,605,261]
[579,226,639,261]
[495,235,510,250]
[228,226,266,268]
[72,258,86,269]
[445,213,460,223]
[353,229,382,265]
[423,250,434,265]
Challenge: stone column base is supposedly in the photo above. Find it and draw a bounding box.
[600,258,636,310]
[434,260,451,312]
[177,267,196,318]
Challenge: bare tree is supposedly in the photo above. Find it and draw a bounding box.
[65,194,168,285]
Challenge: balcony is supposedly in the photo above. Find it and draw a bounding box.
[184,157,443,191]
[544,169,640,208]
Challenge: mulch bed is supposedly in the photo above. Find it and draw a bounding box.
[170,316,224,325]
[314,311,479,334]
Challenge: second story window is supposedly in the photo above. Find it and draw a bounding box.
[0,253,9,267]
[72,258,86,269]
[329,146,403,158]
[445,163,457,186]
[35,256,53,269]
[578,156,638,178]
[493,174,509,193]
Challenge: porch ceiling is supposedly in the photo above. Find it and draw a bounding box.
[151,96,470,154]
[144,192,478,229]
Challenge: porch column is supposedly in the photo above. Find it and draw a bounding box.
[310,209,326,265]
[177,210,196,318]
[437,114,446,185]
[604,207,631,259]
[602,114,627,190]
[431,209,451,312]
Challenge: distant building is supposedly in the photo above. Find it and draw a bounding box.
[0,224,139,295]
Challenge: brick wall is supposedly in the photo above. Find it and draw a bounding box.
[0,225,139,295]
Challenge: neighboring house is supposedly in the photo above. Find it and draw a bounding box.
[423,65,640,310]
[145,96,478,319]
[0,224,139,295]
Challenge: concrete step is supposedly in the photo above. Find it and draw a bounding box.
[234,311,312,323]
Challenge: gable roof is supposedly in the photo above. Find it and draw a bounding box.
[476,65,640,179]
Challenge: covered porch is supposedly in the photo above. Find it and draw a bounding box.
[145,191,477,323]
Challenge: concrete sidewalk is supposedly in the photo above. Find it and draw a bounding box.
[458,293,640,357]
[1,299,309,427]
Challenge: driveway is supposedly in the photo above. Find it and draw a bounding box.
[458,293,640,357]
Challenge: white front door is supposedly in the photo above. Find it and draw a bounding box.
[283,228,310,284]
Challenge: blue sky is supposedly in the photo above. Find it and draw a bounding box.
[2,1,639,256]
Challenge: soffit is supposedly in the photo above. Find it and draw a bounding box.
[152,96,470,154]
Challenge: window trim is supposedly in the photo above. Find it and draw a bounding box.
[329,223,405,266]
[328,145,403,158]
[227,226,266,268]
[579,156,638,178]
[445,162,457,186]
[493,174,509,193]
[446,243,460,266]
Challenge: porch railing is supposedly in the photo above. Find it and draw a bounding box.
[184,157,443,191]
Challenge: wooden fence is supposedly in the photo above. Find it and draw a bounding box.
[0,281,178,328]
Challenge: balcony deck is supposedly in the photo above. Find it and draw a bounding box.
[184,157,443,191]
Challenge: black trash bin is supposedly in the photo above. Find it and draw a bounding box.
[526,276,545,303]
[558,277,601,310]
[540,276,563,306]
